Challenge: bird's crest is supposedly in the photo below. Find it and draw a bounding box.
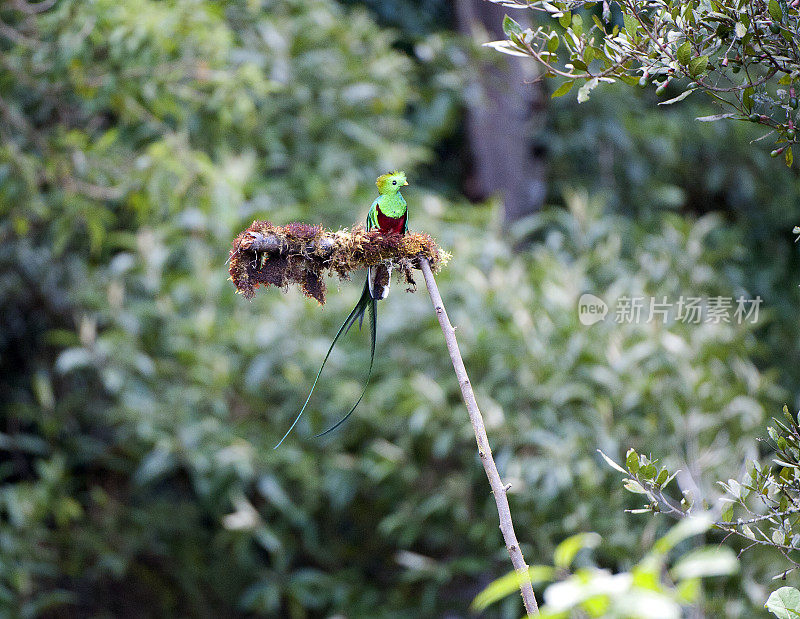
[376,170,408,194]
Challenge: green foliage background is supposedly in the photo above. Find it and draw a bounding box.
[1,0,800,616]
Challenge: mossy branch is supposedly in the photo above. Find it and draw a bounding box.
[229,221,448,304]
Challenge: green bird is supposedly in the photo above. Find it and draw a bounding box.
[274,171,409,448]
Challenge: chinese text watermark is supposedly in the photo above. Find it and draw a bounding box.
[578,294,761,326]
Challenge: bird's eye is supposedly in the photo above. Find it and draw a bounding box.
[392,180,397,185]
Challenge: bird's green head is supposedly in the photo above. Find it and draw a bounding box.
[376,171,408,195]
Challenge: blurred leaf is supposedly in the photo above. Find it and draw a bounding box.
[652,514,712,555]
[598,450,626,474]
[688,55,709,76]
[768,0,782,21]
[471,565,555,611]
[554,532,601,569]
[677,41,691,66]
[482,40,530,57]
[766,587,800,619]
[670,547,739,580]
[696,113,736,122]
[551,81,574,98]
[502,14,523,37]
[577,77,599,103]
[658,90,694,106]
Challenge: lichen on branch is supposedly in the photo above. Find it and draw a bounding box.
[228,221,449,304]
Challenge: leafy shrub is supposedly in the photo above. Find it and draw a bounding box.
[486,0,800,159]
[474,517,738,618]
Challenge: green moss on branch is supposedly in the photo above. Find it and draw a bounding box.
[228,221,448,304]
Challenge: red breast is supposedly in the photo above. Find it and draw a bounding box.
[376,209,406,235]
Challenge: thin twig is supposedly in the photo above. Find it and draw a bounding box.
[633,472,800,556]
[419,258,539,617]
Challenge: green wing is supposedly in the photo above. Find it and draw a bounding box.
[366,196,408,232]
[366,197,380,231]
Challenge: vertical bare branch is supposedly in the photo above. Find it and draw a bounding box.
[419,258,539,616]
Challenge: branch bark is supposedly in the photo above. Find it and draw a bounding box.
[419,258,539,616]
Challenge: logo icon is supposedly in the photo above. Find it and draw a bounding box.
[578,293,608,326]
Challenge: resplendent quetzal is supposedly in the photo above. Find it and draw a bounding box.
[274,171,409,448]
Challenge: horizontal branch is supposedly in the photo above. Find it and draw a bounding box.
[228,221,448,304]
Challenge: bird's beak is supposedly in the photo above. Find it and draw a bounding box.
[403,181,409,186]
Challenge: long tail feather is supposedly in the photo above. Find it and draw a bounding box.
[273,282,371,449]
[315,295,377,438]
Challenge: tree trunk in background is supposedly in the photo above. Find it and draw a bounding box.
[455,0,547,228]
